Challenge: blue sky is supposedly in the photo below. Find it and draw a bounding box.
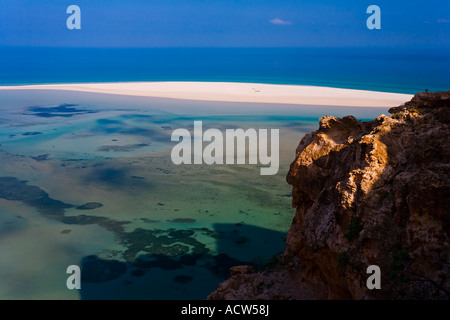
[0,0,449,47]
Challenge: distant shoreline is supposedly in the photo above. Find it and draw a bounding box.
[0,82,413,108]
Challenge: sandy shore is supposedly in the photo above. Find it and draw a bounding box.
[0,82,413,107]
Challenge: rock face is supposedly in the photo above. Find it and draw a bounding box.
[208,91,450,300]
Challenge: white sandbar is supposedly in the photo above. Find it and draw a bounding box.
[0,82,412,107]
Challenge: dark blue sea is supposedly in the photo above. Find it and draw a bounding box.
[0,47,449,93]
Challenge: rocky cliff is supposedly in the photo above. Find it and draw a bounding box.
[208,91,450,300]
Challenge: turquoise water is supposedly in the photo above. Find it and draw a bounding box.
[1,47,449,93]
[0,90,388,299]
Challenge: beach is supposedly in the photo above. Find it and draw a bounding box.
[0,82,413,108]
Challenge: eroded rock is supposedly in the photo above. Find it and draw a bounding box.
[209,91,450,300]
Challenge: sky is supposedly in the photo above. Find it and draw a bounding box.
[0,0,449,48]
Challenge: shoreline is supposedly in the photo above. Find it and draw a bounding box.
[0,82,413,108]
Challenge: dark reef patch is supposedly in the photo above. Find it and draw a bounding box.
[0,177,73,216]
[0,177,127,232]
[22,132,42,136]
[61,215,130,234]
[61,229,72,234]
[31,154,50,162]
[140,218,160,223]
[86,167,132,187]
[25,104,95,118]
[156,167,171,174]
[86,166,152,190]
[97,144,150,152]
[119,228,208,263]
[76,202,104,210]
[92,116,171,142]
[169,229,195,238]
[170,218,196,223]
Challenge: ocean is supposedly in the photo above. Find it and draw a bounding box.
[1,47,449,93]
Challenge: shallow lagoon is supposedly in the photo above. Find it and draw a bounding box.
[0,90,387,299]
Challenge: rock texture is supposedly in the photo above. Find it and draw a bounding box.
[208,91,450,300]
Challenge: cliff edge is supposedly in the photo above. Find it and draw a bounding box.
[208,91,450,300]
